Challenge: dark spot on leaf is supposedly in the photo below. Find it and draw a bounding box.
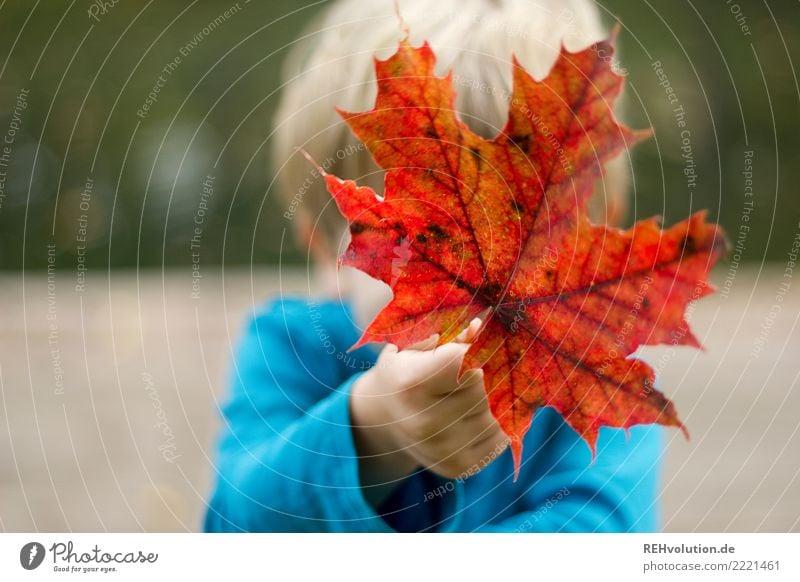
[494,301,519,329]
[642,297,650,310]
[545,270,554,279]
[351,222,365,234]
[511,199,524,214]
[680,234,696,254]
[415,233,427,244]
[426,223,448,241]
[425,127,437,139]
[511,134,529,151]
[483,282,502,298]
[526,397,544,410]
[469,147,482,164]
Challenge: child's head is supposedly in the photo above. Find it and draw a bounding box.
[272,0,628,269]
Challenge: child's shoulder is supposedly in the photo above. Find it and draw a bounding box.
[252,295,349,320]
[240,294,375,378]
[246,295,356,341]
[252,295,316,320]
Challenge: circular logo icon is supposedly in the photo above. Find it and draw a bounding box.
[20,542,45,570]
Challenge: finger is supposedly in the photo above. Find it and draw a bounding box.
[422,354,477,397]
[453,328,470,344]
[439,417,508,480]
[402,342,469,394]
[428,341,469,371]
[441,366,484,397]
[467,432,510,473]
[463,317,483,342]
[430,376,490,420]
[376,343,398,363]
[452,317,483,344]
[423,364,483,399]
[405,333,440,351]
[466,413,509,456]
[457,366,484,388]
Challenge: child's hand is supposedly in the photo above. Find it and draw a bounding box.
[350,319,509,494]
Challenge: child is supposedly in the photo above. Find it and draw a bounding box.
[204,0,663,532]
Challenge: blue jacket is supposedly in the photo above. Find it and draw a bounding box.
[204,297,664,532]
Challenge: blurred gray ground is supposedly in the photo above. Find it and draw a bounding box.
[0,266,798,532]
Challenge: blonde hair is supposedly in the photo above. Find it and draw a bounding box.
[271,0,629,249]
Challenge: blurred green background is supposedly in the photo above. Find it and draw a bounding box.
[0,0,796,270]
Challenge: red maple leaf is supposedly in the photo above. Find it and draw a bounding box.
[321,35,726,476]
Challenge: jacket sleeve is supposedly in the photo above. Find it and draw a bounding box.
[202,301,460,532]
[473,410,664,532]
